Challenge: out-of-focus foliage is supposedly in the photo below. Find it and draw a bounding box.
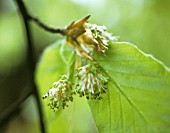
[0,11,25,74]
[0,0,170,132]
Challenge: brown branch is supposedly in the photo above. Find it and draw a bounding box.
[15,0,46,133]
[28,15,65,35]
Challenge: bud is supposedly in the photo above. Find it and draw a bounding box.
[65,15,90,40]
[65,15,117,60]
[75,64,109,100]
[43,75,74,110]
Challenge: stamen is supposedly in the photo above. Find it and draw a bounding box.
[42,75,74,111]
[75,64,109,99]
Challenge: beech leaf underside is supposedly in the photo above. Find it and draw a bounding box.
[88,42,170,133]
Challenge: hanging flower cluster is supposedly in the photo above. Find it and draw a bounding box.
[42,75,74,110]
[75,64,109,100]
[43,64,109,110]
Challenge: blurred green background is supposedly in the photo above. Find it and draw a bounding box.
[0,0,170,133]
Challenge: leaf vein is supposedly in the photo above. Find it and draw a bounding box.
[119,92,124,133]
[109,77,155,132]
[108,89,111,133]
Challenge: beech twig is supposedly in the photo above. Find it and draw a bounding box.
[28,15,65,35]
[15,0,46,133]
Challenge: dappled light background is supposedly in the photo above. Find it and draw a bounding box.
[0,0,170,133]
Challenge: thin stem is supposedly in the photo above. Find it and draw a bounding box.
[28,15,65,35]
[16,0,65,35]
[15,0,46,133]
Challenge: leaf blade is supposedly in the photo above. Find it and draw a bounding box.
[35,40,98,133]
[89,42,170,133]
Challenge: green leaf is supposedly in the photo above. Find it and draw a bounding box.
[88,42,170,133]
[35,40,98,133]
[36,40,70,92]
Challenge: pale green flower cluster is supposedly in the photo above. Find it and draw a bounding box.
[43,64,109,110]
[43,75,74,110]
[85,23,118,53]
[75,64,109,100]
